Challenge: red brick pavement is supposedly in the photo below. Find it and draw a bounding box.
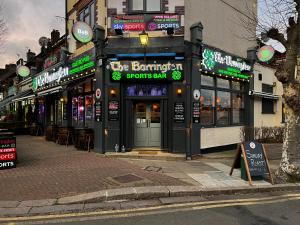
[0,136,186,201]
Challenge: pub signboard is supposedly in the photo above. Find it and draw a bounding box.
[0,135,17,170]
[111,14,181,32]
[202,45,253,80]
[109,61,184,82]
[230,141,273,185]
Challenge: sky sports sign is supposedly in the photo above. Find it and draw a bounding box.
[111,14,181,31]
[0,136,16,170]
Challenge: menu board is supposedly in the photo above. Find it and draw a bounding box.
[95,101,102,122]
[108,100,119,121]
[174,102,185,123]
[0,135,17,170]
[243,141,267,176]
[192,102,200,123]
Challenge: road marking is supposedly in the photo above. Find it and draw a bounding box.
[1,193,300,223]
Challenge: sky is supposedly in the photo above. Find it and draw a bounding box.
[0,0,65,68]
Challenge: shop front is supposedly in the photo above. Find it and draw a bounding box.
[100,35,186,153]
[32,48,96,142]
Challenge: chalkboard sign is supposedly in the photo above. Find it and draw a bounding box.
[108,100,119,121]
[192,102,200,123]
[0,135,17,170]
[95,101,102,122]
[174,102,185,123]
[230,141,273,185]
[244,141,267,176]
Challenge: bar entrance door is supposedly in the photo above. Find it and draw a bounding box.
[134,102,161,147]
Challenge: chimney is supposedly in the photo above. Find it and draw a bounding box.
[27,49,36,64]
[51,29,60,44]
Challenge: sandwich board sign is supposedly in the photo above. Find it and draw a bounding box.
[229,141,273,185]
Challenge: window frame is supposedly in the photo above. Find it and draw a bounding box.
[129,0,162,14]
[200,75,246,128]
[78,1,96,27]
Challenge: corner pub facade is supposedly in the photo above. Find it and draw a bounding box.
[61,0,257,158]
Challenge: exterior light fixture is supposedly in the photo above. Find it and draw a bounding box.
[110,88,117,97]
[139,30,149,46]
[176,88,182,96]
[60,98,64,102]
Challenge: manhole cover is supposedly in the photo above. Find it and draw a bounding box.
[112,174,144,183]
[144,166,162,172]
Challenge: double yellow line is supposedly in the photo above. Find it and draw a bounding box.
[2,193,300,224]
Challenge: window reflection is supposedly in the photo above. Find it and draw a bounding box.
[126,84,167,97]
[200,89,215,125]
[216,91,231,125]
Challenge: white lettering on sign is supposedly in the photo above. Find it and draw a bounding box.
[0,161,14,168]
[110,61,183,73]
[36,67,69,87]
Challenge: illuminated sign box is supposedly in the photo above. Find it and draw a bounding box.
[0,136,16,170]
[109,61,184,82]
[33,49,96,91]
[112,14,181,32]
[202,45,253,80]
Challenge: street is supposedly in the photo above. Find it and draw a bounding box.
[3,192,300,225]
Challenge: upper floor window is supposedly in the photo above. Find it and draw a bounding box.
[262,84,273,94]
[130,0,161,13]
[79,1,95,28]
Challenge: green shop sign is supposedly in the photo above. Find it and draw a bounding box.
[69,55,95,75]
[202,45,253,80]
[109,61,184,82]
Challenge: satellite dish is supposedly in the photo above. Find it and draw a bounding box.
[39,37,49,47]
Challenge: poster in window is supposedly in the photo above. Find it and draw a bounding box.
[192,102,200,123]
[108,100,119,121]
[174,102,185,123]
[95,100,102,122]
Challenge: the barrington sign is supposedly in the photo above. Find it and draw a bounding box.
[109,61,184,82]
[0,136,17,170]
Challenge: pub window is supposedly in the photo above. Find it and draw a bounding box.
[78,1,95,27]
[130,0,161,12]
[201,75,214,87]
[217,78,230,89]
[232,93,244,124]
[262,98,274,114]
[216,91,231,126]
[200,89,215,125]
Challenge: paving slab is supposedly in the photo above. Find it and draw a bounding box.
[29,204,84,215]
[159,196,206,204]
[18,199,57,207]
[0,207,31,216]
[57,190,106,205]
[84,202,121,211]
[106,188,137,201]
[134,186,170,199]
[0,201,20,208]
[120,199,161,209]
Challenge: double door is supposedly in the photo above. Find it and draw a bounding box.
[134,102,161,147]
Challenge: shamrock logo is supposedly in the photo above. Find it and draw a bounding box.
[202,49,216,70]
[172,70,182,81]
[112,71,122,81]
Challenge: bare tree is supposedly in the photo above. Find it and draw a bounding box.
[253,0,300,181]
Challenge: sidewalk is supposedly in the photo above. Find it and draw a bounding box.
[1,136,298,218]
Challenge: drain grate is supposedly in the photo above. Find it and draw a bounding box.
[112,174,144,184]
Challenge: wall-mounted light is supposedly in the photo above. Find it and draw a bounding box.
[114,29,123,36]
[139,30,149,46]
[110,88,117,97]
[60,98,64,102]
[176,88,182,96]
[167,27,174,36]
